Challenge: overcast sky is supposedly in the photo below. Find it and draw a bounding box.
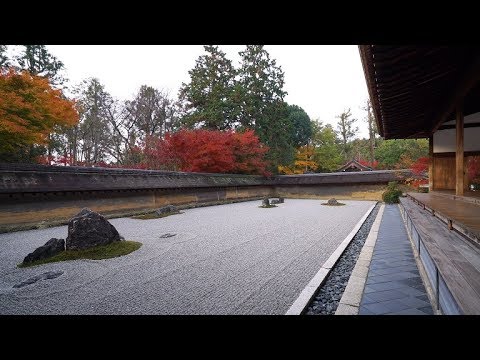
[47,45,370,138]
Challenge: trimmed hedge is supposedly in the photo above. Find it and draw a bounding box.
[382,181,402,204]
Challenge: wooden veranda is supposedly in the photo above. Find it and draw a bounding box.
[360,45,480,314]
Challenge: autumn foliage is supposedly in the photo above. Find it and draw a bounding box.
[467,156,480,183]
[358,159,378,169]
[407,156,429,189]
[278,145,318,174]
[37,154,72,166]
[411,156,429,175]
[136,129,269,175]
[0,68,78,156]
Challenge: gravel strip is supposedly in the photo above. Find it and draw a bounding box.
[0,199,375,315]
[305,203,381,315]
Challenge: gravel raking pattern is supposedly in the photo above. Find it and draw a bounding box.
[0,199,375,315]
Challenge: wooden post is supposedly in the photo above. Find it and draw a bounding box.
[429,136,434,191]
[456,103,464,196]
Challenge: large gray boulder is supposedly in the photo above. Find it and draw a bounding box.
[23,238,65,264]
[262,198,270,207]
[66,208,120,250]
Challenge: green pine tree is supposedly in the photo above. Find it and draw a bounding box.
[238,45,293,171]
[15,45,65,85]
[178,45,238,130]
[237,45,286,129]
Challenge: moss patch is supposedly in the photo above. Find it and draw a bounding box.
[321,203,346,206]
[259,204,277,208]
[131,211,182,220]
[18,240,142,268]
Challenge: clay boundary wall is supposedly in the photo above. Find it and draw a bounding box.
[0,164,410,232]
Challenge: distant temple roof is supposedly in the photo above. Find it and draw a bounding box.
[337,159,372,172]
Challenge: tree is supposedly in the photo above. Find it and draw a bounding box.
[103,85,180,165]
[178,45,238,130]
[259,100,295,171]
[0,69,78,162]
[406,156,429,190]
[60,81,181,167]
[311,121,343,172]
[335,108,358,160]
[238,45,286,129]
[350,138,372,162]
[230,129,269,174]
[140,129,268,175]
[10,45,68,161]
[0,45,9,68]
[361,99,378,164]
[278,145,318,174]
[237,45,293,171]
[102,97,129,164]
[14,45,65,85]
[374,139,404,168]
[124,85,177,139]
[70,78,114,165]
[287,104,312,147]
[411,157,429,175]
[375,138,428,169]
[155,130,235,173]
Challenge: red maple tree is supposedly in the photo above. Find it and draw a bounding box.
[411,157,429,175]
[139,129,269,175]
[358,159,378,169]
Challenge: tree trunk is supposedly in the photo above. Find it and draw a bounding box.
[368,106,375,164]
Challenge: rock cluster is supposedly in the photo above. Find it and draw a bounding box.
[21,208,122,265]
[155,205,178,216]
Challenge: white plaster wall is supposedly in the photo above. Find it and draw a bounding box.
[442,111,480,125]
[433,127,480,152]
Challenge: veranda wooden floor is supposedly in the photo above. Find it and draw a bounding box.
[401,197,480,314]
[407,192,480,241]
[432,189,480,205]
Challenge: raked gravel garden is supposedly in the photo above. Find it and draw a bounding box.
[0,199,375,315]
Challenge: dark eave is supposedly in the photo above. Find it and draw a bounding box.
[359,46,480,139]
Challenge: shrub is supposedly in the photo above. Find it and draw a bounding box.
[382,181,402,204]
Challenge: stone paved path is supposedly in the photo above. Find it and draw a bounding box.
[359,205,434,315]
